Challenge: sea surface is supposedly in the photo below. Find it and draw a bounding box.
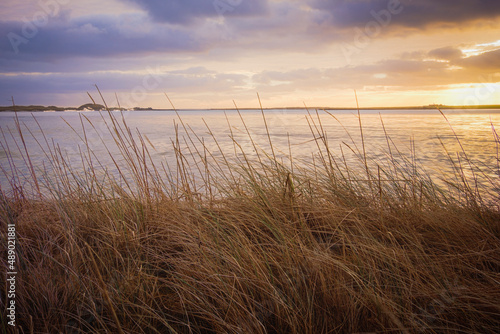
[1,109,499,199]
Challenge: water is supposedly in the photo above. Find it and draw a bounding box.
[1,109,499,199]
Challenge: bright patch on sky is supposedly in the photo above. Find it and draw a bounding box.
[462,39,500,57]
[373,73,387,79]
[269,80,292,87]
[441,83,500,106]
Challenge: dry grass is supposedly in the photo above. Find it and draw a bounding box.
[1,103,500,333]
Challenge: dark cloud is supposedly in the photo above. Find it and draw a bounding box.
[121,0,268,24]
[309,0,500,30]
[455,49,500,70]
[3,0,497,66]
[0,14,203,61]
[0,1,334,65]
[400,46,500,71]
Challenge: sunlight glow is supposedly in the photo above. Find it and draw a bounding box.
[441,83,500,106]
[462,39,500,57]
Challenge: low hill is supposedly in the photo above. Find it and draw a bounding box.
[76,103,106,111]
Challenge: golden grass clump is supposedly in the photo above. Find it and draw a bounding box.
[1,103,500,333]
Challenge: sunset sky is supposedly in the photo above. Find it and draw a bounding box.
[1,0,500,109]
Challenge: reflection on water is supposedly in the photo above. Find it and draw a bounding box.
[1,109,499,199]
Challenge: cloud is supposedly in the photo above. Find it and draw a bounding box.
[120,0,268,24]
[309,0,500,30]
[455,49,500,70]
[3,0,497,66]
[0,13,205,61]
[0,1,338,65]
[428,46,463,61]
[399,44,500,71]
[250,52,500,94]
[253,68,323,85]
[0,67,248,100]
[423,45,500,71]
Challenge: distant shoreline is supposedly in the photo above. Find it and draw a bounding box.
[1,104,500,112]
[0,103,152,112]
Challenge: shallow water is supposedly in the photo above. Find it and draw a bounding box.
[1,109,499,199]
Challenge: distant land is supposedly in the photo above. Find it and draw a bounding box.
[0,104,153,112]
[1,103,500,112]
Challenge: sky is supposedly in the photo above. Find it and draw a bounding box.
[1,0,500,109]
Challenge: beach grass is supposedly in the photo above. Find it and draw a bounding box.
[1,103,500,333]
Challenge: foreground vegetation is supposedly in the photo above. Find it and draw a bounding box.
[1,105,500,333]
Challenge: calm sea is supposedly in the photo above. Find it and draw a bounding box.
[1,109,499,198]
